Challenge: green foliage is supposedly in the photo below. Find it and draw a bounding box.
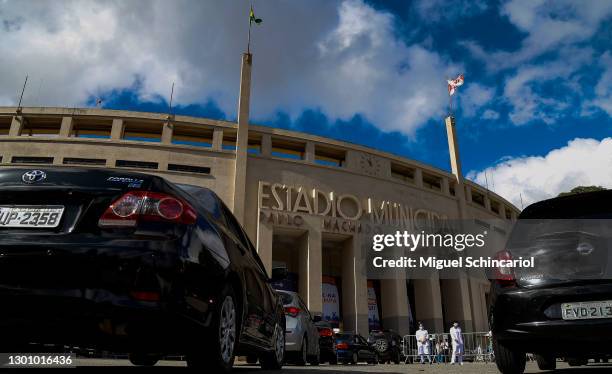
[558,186,606,197]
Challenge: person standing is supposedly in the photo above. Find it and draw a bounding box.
[450,321,464,365]
[415,322,432,364]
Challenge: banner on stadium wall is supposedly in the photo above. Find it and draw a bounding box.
[322,276,340,327]
[367,280,381,331]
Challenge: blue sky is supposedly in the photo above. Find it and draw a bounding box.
[1,0,611,206]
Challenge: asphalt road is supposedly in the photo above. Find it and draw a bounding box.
[4,360,610,373]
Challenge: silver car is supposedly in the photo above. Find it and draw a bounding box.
[277,290,321,365]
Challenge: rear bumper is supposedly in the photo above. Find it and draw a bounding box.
[0,286,202,354]
[492,282,612,355]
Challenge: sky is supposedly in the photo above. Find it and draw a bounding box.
[0,0,611,208]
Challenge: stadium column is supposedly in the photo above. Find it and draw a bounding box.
[59,117,73,137]
[297,217,323,316]
[257,181,273,276]
[342,234,369,335]
[233,53,252,224]
[107,119,125,167]
[9,116,24,136]
[414,274,444,332]
[381,278,411,335]
[161,120,173,144]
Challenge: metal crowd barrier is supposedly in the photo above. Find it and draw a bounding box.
[401,332,494,364]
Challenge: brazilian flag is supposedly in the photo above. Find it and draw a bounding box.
[249,7,262,25]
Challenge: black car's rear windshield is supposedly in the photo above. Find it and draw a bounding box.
[520,191,612,219]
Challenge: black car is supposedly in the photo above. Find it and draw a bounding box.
[314,321,337,364]
[335,332,377,365]
[489,190,612,374]
[0,167,286,372]
[367,330,402,364]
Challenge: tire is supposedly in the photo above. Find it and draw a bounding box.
[308,343,320,366]
[186,285,237,373]
[260,323,285,370]
[351,352,358,364]
[128,353,159,367]
[295,336,307,366]
[535,354,556,370]
[494,339,526,374]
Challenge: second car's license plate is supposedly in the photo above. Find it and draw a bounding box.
[561,300,612,320]
[0,206,64,228]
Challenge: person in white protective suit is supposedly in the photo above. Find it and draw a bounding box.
[449,321,464,365]
[415,322,432,364]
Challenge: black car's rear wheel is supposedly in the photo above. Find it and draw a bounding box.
[128,353,159,367]
[494,339,526,374]
[308,342,320,366]
[187,285,237,373]
[535,354,556,370]
[295,336,307,365]
[351,352,358,364]
[260,323,284,370]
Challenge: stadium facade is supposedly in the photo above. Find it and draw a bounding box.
[0,104,518,336]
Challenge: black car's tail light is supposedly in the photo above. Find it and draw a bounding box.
[319,328,333,337]
[336,342,349,350]
[494,250,517,287]
[129,290,161,302]
[99,191,197,228]
[284,306,300,317]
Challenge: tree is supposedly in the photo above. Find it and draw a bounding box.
[558,186,607,197]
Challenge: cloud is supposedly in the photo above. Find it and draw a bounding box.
[413,0,488,23]
[481,109,500,120]
[467,137,612,207]
[502,47,593,125]
[458,83,494,118]
[0,0,458,136]
[583,52,612,116]
[467,0,612,71]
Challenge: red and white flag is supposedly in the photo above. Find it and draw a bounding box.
[447,74,464,96]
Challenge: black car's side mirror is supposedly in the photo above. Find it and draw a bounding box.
[313,314,322,323]
[271,267,289,281]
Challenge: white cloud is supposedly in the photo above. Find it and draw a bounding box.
[469,0,612,71]
[458,83,494,117]
[583,52,612,116]
[481,109,499,120]
[0,0,458,135]
[467,137,612,208]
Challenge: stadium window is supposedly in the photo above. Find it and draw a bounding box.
[115,160,158,169]
[12,156,54,164]
[315,145,345,167]
[271,137,305,160]
[71,118,112,138]
[471,189,486,207]
[172,124,214,148]
[223,131,237,151]
[63,157,106,166]
[123,120,162,142]
[422,172,442,191]
[0,117,12,136]
[391,163,415,183]
[21,117,61,137]
[168,164,211,175]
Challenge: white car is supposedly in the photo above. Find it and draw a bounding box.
[277,290,321,365]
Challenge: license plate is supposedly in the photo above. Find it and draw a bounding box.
[561,300,612,320]
[0,206,64,228]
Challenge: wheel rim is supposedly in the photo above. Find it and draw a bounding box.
[275,325,285,363]
[219,295,236,364]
